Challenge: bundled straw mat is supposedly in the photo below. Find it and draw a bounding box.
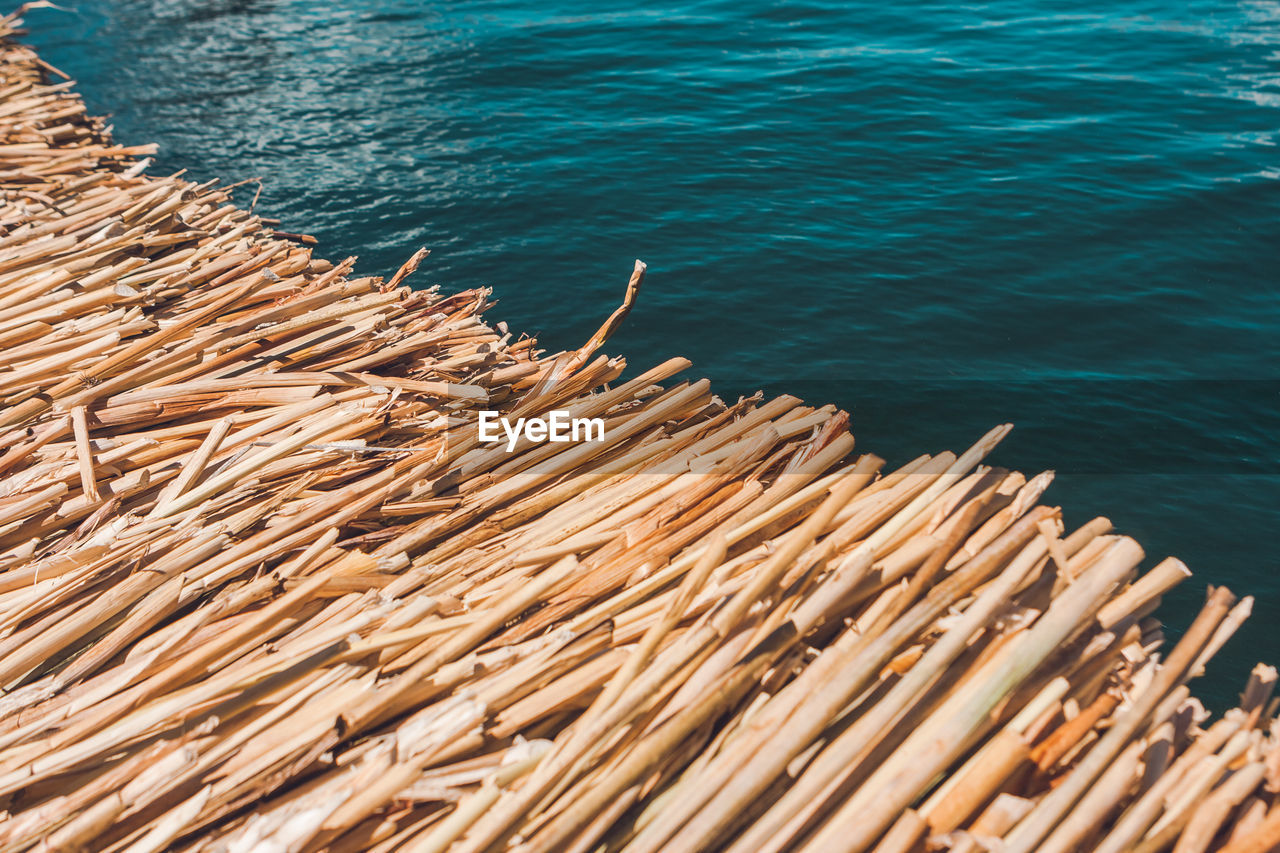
[0,10,1277,853]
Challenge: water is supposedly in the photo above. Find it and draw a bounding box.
[27,0,1280,705]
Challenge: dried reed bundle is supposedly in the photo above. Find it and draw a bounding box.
[0,9,1276,853]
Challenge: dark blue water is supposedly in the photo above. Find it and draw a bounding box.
[28,0,1280,704]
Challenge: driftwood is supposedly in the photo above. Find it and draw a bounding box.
[0,8,1277,853]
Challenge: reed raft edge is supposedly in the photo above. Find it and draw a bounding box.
[0,10,1277,853]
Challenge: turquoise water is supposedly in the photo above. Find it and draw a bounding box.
[28,1,1280,704]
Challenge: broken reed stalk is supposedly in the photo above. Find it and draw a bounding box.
[0,13,1276,853]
